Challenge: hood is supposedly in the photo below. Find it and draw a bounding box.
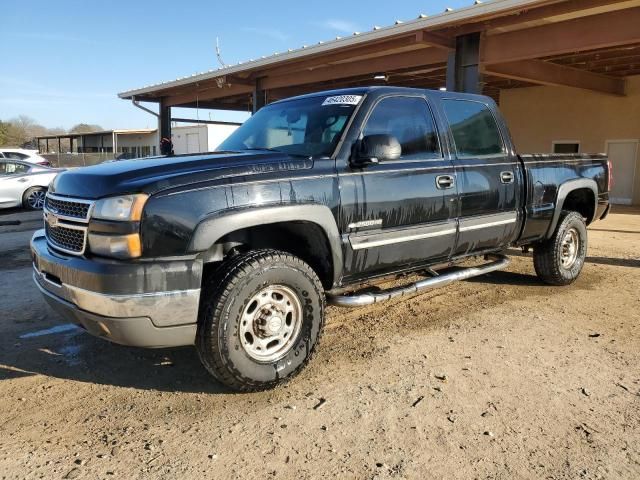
[49,151,312,199]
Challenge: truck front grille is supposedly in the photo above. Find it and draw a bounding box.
[43,194,93,256]
[45,195,92,220]
[45,223,87,254]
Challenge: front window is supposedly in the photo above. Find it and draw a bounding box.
[0,161,30,175]
[219,94,362,157]
[362,96,440,160]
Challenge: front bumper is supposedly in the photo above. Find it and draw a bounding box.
[31,230,201,348]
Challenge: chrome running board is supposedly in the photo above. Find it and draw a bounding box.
[327,254,510,307]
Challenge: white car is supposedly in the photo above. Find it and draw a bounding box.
[0,159,63,210]
[0,149,51,167]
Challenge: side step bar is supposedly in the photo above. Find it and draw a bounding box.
[327,254,510,307]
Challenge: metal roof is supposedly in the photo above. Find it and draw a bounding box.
[36,129,157,140]
[118,0,546,99]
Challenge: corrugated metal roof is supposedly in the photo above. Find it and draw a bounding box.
[118,0,546,99]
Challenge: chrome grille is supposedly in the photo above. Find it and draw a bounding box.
[45,223,86,254]
[43,194,93,256]
[45,195,92,220]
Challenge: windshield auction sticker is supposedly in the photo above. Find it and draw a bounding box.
[322,95,363,106]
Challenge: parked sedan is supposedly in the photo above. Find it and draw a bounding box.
[0,149,51,166]
[0,160,63,210]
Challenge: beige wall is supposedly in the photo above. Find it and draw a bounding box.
[500,75,640,204]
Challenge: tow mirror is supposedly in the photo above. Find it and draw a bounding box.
[352,134,401,167]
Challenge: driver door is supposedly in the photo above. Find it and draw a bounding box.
[338,95,457,282]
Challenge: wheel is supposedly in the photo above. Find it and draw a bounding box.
[23,187,47,210]
[533,211,588,286]
[196,249,325,392]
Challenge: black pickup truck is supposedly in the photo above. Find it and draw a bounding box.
[31,87,611,391]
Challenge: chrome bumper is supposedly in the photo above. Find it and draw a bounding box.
[31,230,200,348]
[33,265,200,328]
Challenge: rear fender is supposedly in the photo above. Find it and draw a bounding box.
[546,179,598,238]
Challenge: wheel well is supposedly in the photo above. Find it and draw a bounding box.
[562,188,595,224]
[207,221,334,290]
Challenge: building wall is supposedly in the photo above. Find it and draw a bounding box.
[116,132,158,157]
[500,75,640,204]
[172,124,239,155]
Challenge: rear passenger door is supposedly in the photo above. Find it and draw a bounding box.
[440,99,520,256]
[339,95,457,281]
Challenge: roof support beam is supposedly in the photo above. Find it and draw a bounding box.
[260,32,453,79]
[481,7,640,64]
[262,47,448,90]
[449,0,632,36]
[164,83,254,107]
[481,60,626,96]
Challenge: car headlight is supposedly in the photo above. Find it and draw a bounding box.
[89,194,148,259]
[92,194,148,221]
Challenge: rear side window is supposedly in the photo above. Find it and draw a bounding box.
[442,99,504,157]
[363,96,440,160]
[4,152,29,160]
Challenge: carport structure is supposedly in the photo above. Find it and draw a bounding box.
[118,0,640,204]
[119,0,640,135]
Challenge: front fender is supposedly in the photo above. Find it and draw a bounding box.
[188,204,343,286]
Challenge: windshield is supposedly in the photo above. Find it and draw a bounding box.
[219,94,362,157]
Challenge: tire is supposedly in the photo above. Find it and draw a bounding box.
[533,210,588,286]
[196,249,325,392]
[22,187,47,210]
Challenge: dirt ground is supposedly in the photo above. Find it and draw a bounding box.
[0,207,639,480]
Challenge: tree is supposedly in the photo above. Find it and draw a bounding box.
[0,121,8,147]
[69,123,103,134]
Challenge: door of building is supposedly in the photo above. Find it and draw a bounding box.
[606,140,638,205]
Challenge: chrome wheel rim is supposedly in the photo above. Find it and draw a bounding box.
[28,190,46,209]
[239,284,302,362]
[560,227,579,269]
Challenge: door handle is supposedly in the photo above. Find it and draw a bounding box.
[436,175,455,189]
[500,171,514,184]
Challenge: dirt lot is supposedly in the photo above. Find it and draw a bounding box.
[0,207,639,480]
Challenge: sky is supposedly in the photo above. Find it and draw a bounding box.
[0,0,472,130]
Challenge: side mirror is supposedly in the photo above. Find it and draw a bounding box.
[353,134,401,166]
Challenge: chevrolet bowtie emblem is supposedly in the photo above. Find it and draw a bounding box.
[46,213,59,228]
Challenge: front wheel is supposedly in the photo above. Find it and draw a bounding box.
[533,210,588,285]
[196,249,325,391]
[23,187,47,210]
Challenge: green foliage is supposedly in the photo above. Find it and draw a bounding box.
[0,121,8,147]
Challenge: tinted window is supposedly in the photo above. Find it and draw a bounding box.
[0,162,30,175]
[4,152,29,160]
[442,100,503,157]
[553,142,579,154]
[363,97,439,160]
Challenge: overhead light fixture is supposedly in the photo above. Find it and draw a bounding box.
[439,87,447,91]
[374,74,388,81]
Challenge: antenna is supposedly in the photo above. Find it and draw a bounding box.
[215,37,227,68]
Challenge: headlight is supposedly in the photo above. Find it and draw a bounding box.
[92,194,148,221]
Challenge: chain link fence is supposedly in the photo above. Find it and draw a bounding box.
[41,153,138,168]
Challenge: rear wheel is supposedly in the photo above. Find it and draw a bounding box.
[533,210,587,285]
[23,187,46,210]
[196,249,325,391]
